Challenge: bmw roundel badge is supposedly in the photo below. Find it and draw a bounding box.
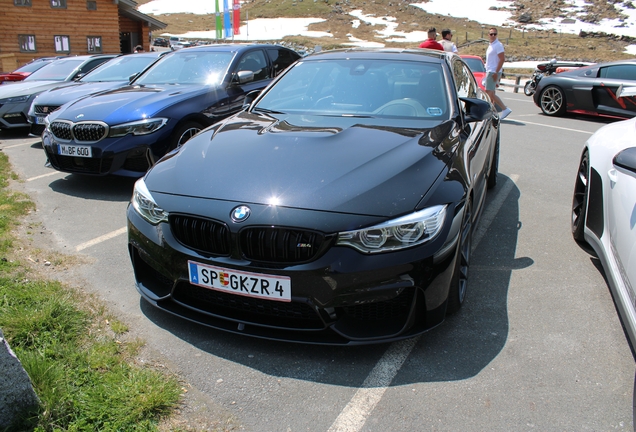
[231,205,251,223]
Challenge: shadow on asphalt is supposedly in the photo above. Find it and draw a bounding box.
[47,173,136,202]
[137,175,528,387]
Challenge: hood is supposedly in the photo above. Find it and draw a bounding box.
[50,83,211,125]
[147,112,456,217]
[33,81,126,107]
[0,80,69,98]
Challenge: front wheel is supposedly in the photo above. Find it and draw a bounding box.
[447,199,472,315]
[169,121,203,151]
[539,85,566,116]
[523,80,536,96]
[571,150,589,243]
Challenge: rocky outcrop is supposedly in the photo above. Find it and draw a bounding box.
[0,329,40,429]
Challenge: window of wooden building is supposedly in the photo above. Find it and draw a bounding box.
[19,35,37,53]
[51,0,66,8]
[87,36,102,53]
[55,36,70,53]
[14,0,31,6]
[86,0,97,10]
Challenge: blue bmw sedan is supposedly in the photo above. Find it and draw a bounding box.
[41,44,300,177]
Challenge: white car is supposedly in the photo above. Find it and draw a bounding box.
[571,90,636,347]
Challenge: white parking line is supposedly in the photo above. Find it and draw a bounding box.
[327,174,520,432]
[75,227,127,252]
[1,141,37,149]
[26,171,61,182]
[512,119,595,135]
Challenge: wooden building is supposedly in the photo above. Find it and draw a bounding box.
[0,0,166,72]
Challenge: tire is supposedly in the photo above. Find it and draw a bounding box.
[169,121,202,151]
[539,85,566,116]
[447,198,472,315]
[571,150,589,243]
[523,80,535,96]
[487,130,499,190]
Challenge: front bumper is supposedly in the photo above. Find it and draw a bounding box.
[41,128,172,177]
[127,201,463,345]
[0,101,30,130]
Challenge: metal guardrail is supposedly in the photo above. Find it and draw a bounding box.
[499,74,532,93]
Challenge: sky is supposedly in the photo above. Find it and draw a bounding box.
[138,0,636,56]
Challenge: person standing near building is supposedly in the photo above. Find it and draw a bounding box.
[440,29,458,53]
[485,27,511,119]
[419,27,444,51]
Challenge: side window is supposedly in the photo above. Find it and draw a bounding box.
[599,65,636,81]
[236,50,269,81]
[77,58,108,77]
[453,60,477,99]
[267,48,300,77]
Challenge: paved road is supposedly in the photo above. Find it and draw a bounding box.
[1,93,634,431]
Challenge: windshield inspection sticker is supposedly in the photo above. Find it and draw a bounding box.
[427,107,443,116]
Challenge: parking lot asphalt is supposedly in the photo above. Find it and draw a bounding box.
[1,92,634,431]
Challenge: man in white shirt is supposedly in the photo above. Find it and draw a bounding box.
[440,29,458,53]
[485,27,511,119]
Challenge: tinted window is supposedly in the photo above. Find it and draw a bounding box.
[76,58,110,77]
[267,48,300,77]
[25,58,84,81]
[81,55,158,82]
[255,59,449,119]
[236,50,269,81]
[135,51,233,85]
[599,65,636,81]
[453,60,477,99]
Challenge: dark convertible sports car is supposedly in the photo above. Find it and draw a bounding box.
[533,59,636,119]
[127,48,500,345]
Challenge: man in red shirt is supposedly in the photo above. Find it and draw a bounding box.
[419,27,444,51]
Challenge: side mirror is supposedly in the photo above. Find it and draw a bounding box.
[128,72,139,83]
[616,84,636,98]
[613,147,636,175]
[235,70,254,85]
[242,90,261,110]
[459,97,494,123]
[73,73,85,81]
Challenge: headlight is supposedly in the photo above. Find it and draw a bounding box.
[337,205,447,253]
[0,95,29,104]
[109,118,167,138]
[131,177,168,225]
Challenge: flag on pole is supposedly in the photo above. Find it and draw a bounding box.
[215,0,222,39]
[233,0,240,35]
[223,0,232,38]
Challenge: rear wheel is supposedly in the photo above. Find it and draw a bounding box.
[447,198,472,314]
[571,150,589,243]
[169,121,202,151]
[539,85,566,116]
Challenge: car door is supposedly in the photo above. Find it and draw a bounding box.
[222,49,274,116]
[593,64,636,118]
[607,147,636,303]
[453,58,491,211]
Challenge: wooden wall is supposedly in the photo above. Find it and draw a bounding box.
[0,0,123,69]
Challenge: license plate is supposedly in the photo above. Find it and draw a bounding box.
[57,144,92,158]
[35,115,46,124]
[188,261,291,302]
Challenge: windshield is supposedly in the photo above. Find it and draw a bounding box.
[25,58,84,81]
[15,60,53,74]
[463,57,486,73]
[135,51,233,86]
[254,59,449,119]
[81,55,158,82]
